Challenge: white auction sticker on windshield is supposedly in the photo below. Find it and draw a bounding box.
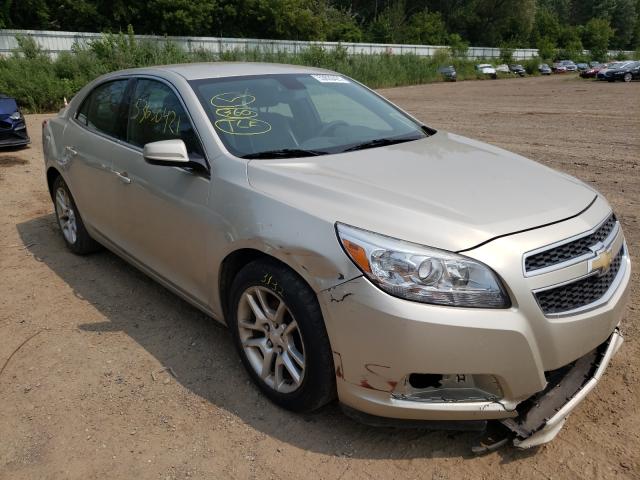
[311,74,350,83]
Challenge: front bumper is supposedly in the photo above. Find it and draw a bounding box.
[506,328,623,448]
[318,199,630,446]
[0,126,30,147]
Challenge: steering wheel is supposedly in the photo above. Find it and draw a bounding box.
[317,120,349,137]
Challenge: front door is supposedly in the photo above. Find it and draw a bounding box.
[110,78,211,306]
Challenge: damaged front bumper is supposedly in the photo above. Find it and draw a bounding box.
[0,123,30,147]
[502,328,623,448]
[318,258,629,448]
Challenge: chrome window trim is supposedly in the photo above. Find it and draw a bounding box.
[531,244,628,318]
[522,212,617,277]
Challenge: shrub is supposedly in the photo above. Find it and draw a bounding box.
[1,30,530,112]
[499,43,514,64]
[448,33,469,58]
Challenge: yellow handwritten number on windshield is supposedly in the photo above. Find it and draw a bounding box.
[210,92,271,136]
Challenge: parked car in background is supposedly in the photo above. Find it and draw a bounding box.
[601,61,640,82]
[495,64,510,74]
[552,62,567,73]
[538,63,552,75]
[576,63,589,72]
[42,62,630,450]
[509,64,526,77]
[589,61,602,68]
[559,60,578,72]
[475,63,497,79]
[580,64,604,78]
[597,62,627,80]
[0,95,30,148]
[437,65,457,82]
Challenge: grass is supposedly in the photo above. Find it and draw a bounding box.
[0,32,541,113]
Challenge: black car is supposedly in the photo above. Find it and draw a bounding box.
[0,95,30,147]
[509,64,526,77]
[576,63,589,72]
[437,65,457,82]
[603,61,640,82]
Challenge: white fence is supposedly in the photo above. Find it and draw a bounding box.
[0,29,634,60]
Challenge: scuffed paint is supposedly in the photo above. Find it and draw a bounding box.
[358,363,397,393]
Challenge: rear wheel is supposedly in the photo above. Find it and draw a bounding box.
[623,73,632,82]
[228,258,336,412]
[53,176,102,255]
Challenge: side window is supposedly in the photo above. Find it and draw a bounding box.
[76,80,129,138]
[127,79,203,158]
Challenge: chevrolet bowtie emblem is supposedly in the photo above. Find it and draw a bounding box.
[590,247,613,275]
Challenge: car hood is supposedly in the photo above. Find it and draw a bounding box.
[247,132,596,252]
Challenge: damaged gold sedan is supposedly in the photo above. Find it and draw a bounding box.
[42,63,630,449]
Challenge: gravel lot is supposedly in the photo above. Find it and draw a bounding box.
[1,74,639,479]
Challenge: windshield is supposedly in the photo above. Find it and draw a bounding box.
[189,73,426,158]
[0,97,18,115]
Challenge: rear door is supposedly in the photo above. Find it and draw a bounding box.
[62,79,130,239]
[110,77,211,305]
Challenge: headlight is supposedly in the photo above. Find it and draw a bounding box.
[336,223,510,308]
[9,111,22,120]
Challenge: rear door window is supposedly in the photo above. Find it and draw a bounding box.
[76,80,129,139]
[126,79,203,159]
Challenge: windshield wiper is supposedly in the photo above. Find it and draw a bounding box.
[342,136,423,153]
[241,148,326,159]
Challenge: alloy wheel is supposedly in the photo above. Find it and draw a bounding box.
[624,73,632,82]
[55,187,77,244]
[237,286,305,393]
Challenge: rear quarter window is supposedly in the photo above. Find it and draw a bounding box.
[76,80,129,139]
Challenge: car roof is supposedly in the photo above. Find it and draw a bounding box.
[105,62,335,81]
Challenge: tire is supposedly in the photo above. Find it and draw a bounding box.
[227,258,336,412]
[623,73,632,82]
[52,176,102,255]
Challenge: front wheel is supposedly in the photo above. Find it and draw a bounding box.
[623,73,632,82]
[228,259,336,412]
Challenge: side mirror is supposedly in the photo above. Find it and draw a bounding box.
[143,139,190,166]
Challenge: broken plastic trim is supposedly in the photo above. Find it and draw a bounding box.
[501,327,623,449]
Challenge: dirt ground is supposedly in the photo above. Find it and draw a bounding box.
[1,74,639,479]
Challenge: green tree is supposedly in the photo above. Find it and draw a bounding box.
[583,18,614,60]
[448,33,468,57]
[323,6,363,42]
[610,0,637,48]
[140,0,218,36]
[532,6,561,44]
[3,0,50,29]
[537,36,557,59]
[558,26,583,58]
[403,10,448,45]
[367,0,407,43]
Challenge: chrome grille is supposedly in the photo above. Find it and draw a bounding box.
[534,246,624,315]
[525,214,617,273]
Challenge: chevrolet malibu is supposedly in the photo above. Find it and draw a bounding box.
[42,63,630,449]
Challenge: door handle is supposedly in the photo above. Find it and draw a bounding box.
[64,146,78,156]
[114,171,132,184]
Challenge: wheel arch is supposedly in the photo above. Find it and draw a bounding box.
[218,247,326,323]
[46,166,62,200]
